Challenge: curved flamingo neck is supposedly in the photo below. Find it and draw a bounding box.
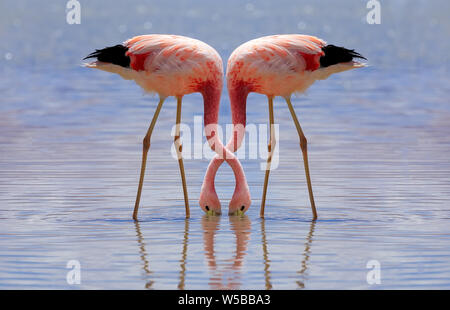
[203,153,247,192]
[201,81,247,191]
[201,82,251,202]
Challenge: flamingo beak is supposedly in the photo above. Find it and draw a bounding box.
[206,209,220,216]
[229,209,245,216]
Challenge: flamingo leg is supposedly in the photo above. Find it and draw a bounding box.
[133,97,165,220]
[260,96,276,217]
[285,97,318,220]
[174,96,190,217]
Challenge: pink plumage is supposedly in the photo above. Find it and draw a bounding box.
[86,35,223,100]
[84,34,248,219]
[227,34,326,97]
[227,34,365,127]
[203,34,366,218]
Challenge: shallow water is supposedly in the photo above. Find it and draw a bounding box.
[1,1,450,289]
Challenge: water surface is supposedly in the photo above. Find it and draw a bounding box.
[0,0,449,289]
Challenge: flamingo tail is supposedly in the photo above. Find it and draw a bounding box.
[319,45,366,68]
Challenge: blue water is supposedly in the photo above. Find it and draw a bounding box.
[0,0,449,289]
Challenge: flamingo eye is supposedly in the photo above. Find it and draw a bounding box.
[240,206,245,211]
[205,206,210,211]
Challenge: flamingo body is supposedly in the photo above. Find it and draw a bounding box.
[85,35,223,99]
[84,34,246,218]
[205,34,366,218]
[227,34,364,100]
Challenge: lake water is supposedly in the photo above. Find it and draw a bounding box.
[0,0,449,289]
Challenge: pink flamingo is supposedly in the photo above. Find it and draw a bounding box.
[84,34,248,219]
[204,34,366,219]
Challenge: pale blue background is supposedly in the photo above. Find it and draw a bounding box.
[0,0,449,289]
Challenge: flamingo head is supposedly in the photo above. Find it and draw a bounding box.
[199,186,222,216]
[228,185,251,216]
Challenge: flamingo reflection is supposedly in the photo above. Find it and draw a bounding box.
[134,217,315,289]
[178,219,189,290]
[260,219,272,289]
[134,220,154,289]
[202,215,251,289]
[134,219,190,290]
[296,220,316,289]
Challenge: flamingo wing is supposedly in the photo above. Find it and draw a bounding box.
[124,35,221,76]
[228,34,326,76]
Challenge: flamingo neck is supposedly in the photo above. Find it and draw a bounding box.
[226,82,249,152]
[201,81,248,192]
[229,81,249,127]
[202,122,248,191]
[202,154,248,194]
[201,80,221,128]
